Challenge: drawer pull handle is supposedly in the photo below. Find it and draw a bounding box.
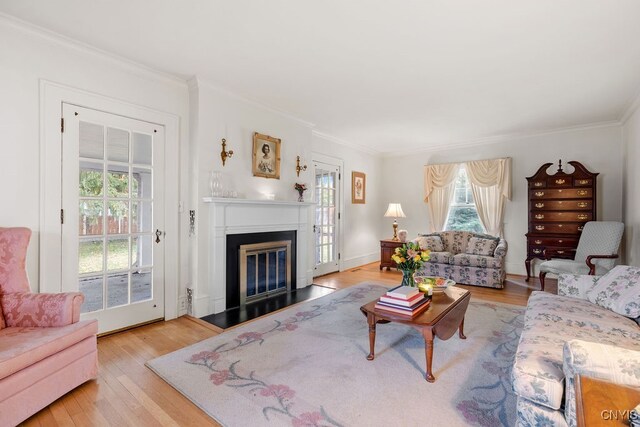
[555,179,565,184]
[578,226,584,231]
[577,190,588,196]
[558,201,564,204]
[534,240,542,244]
[558,240,563,243]
[534,182,544,187]
[558,224,563,228]
[534,191,544,197]
[533,249,542,254]
[577,214,588,220]
[578,179,590,185]
[578,202,588,208]
[535,214,544,219]
[535,225,545,231]
[535,203,544,208]
[557,250,565,254]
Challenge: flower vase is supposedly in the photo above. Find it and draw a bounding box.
[401,269,416,287]
[297,191,304,202]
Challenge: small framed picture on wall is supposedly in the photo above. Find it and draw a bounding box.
[252,132,281,179]
[352,171,366,204]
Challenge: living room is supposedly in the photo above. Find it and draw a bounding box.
[1,2,639,426]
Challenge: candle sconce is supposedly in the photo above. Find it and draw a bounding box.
[220,138,233,166]
[295,156,307,177]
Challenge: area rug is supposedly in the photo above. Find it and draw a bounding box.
[147,283,524,427]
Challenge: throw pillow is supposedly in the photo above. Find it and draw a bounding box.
[586,265,640,318]
[415,235,444,252]
[465,237,498,257]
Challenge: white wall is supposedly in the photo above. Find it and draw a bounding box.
[311,134,384,270]
[0,19,190,292]
[380,125,624,275]
[189,81,383,311]
[623,105,640,267]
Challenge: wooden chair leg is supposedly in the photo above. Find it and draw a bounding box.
[539,271,547,292]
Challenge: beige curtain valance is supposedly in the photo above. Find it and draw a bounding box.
[465,158,512,200]
[423,163,460,203]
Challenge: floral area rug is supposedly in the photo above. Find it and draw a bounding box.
[146,283,524,427]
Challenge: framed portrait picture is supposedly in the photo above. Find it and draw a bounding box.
[352,171,366,204]
[252,132,281,179]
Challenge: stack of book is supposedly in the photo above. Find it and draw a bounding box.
[375,285,431,316]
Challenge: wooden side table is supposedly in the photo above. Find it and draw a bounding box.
[380,239,405,270]
[575,375,640,427]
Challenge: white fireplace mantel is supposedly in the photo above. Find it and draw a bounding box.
[201,197,314,316]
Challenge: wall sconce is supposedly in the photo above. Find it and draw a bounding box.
[220,138,233,166]
[295,156,307,177]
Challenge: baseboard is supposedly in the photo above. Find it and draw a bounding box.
[341,252,379,271]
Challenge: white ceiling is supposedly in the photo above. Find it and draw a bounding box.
[2,0,640,154]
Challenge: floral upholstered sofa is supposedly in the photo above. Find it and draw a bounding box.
[512,266,640,427]
[413,231,507,288]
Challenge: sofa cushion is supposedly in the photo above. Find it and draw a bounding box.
[452,253,502,269]
[424,251,453,264]
[585,265,640,318]
[512,291,640,410]
[415,235,444,252]
[539,259,609,276]
[465,237,498,256]
[0,320,98,380]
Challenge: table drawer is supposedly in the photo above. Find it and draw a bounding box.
[530,188,592,199]
[547,177,573,188]
[528,237,579,247]
[531,200,592,211]
[530,212,593,222]
[530,223,584,234]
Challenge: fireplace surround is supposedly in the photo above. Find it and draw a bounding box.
[201,197,314,316]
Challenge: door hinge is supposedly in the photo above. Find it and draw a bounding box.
[60,118,64,133]
[338,173,341,180]
[338,253,341,260]
[338,212,341,220]
[60,209,64,224]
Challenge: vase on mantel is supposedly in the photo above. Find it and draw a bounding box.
[297,190,304,202]
[400,269,416,287]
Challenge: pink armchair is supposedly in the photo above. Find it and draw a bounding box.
[0,227,98,425]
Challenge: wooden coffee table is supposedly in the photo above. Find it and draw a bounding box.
[360,286,471,382]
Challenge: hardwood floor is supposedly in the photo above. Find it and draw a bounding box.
[22,262,553,426]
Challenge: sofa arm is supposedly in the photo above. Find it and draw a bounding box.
[494,239,508,258]
[0,292,84,327]
[557,274,598,300]
[563,340,640,427]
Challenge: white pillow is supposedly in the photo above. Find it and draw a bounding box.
[586,265,640,318]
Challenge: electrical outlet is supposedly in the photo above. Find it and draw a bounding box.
[179,299,186,310]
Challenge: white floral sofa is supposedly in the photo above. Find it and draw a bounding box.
[413,231,507,288]
[512,266,640,427]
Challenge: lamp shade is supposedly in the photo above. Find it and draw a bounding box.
[384,203,406,218]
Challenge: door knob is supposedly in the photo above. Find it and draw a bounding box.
[155,229,164,243]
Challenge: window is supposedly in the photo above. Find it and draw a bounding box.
[445,166,484,233]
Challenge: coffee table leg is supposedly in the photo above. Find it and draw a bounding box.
[422,328,435,382]
[459,317,466,339]
[366,312,377,361]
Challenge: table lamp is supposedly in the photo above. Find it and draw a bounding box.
[384,203,406,241]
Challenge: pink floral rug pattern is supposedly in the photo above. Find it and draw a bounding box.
[147,284,524,426]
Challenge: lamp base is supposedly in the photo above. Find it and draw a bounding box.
[392,221,399,241]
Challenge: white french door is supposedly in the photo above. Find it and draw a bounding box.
[61,104,165,333]
[313,161,340,277]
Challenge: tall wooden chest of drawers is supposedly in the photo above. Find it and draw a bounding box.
[525,160,598,281]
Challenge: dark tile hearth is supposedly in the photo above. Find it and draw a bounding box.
[200,284,335,329]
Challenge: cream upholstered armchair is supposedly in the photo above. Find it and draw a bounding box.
[538,221,624,291]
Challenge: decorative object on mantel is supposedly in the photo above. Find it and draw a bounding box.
[384,203,406,241]
[209,170,224,197]
[252,132,281,179]
[352,171,366,204]
[390,241,431,287]
[524,159,598,283]
[398,229,408,242]
[294,183,307,202]
[220,138,233,166]
[295,156,307,177]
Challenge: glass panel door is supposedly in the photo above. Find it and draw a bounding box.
[313,161,340,276]
[62,104,164,334]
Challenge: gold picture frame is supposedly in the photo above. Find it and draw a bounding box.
[252,132,281,179]
[352,171,366,204]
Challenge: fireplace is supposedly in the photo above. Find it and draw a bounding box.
[226,230,297,310]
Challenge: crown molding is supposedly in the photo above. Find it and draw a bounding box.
[311,130,382,157]
[194,77,316,129]
[384,120,622,157]
[0,12,187,88]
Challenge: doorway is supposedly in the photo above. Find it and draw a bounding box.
[313,160,341,277]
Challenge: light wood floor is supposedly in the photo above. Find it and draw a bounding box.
[22,263,553,426]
